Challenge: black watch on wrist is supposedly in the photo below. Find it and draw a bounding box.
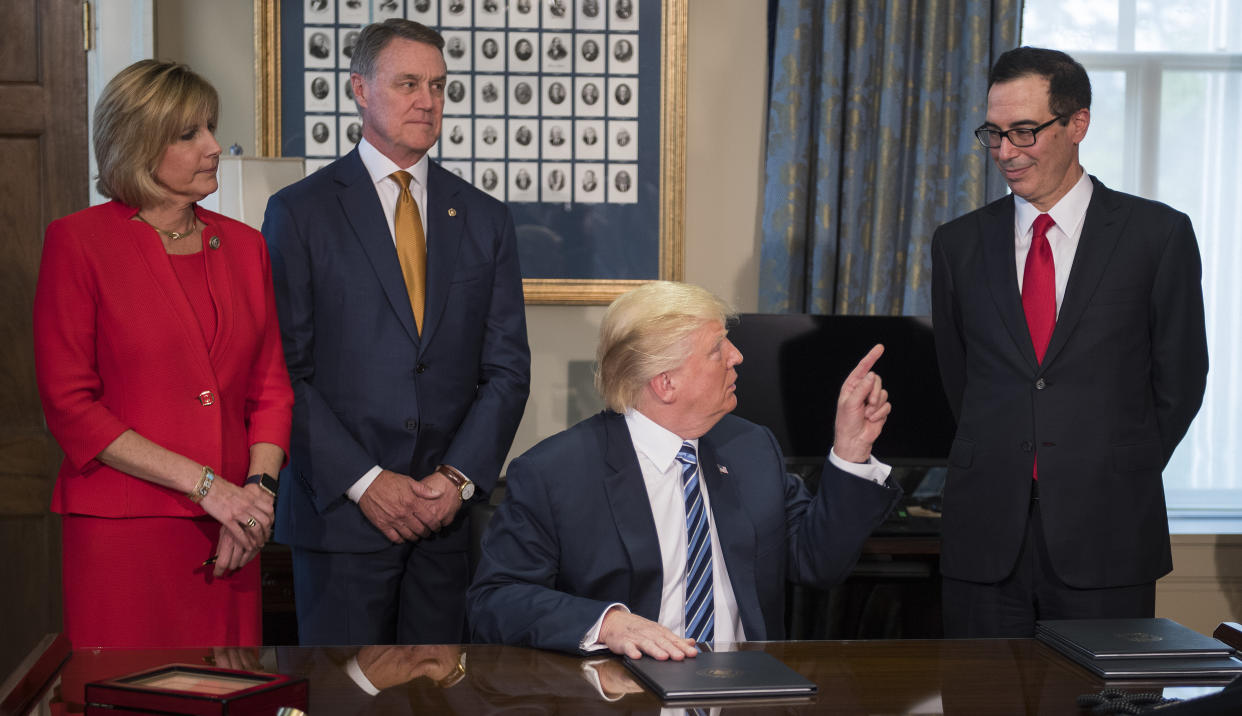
[245,472,279,497]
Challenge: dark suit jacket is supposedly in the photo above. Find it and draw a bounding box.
[263,150,530,554]
[467,411,901,654]
[931,176,1208,588]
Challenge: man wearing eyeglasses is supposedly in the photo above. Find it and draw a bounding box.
[931,46,1208,638]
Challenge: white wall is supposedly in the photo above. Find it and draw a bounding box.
[153,1,257,155]
[87,0,155,205]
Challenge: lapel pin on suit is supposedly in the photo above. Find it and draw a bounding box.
[448,208,457,217]
[717,464,729,475]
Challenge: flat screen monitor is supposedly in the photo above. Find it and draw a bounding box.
[729,314,956,465]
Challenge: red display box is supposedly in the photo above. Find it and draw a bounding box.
[85,663,307,715]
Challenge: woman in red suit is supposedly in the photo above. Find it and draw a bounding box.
[33,60,293,648]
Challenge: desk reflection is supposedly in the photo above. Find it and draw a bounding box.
[36,640,1215,715]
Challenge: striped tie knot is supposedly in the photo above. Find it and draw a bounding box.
[676,443,697,468]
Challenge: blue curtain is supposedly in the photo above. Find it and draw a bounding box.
[760,0,1021,315]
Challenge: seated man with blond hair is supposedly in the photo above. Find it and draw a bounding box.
[468,281,901,658]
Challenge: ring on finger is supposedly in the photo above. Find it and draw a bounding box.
[245,517,257,528]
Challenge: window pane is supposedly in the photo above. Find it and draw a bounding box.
[1160,69,1242,509]
[1022,0,1120,51]
[1076,71,1127,190]
[1136,0,1242,52]
[1023,0,1242,515]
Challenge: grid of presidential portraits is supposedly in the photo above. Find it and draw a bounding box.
[301,0,641,205]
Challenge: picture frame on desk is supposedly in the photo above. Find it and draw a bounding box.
[85,663,308,715]
[254,0,686,305]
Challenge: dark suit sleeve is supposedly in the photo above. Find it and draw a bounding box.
[263,192,378,506]
[1149,213,1208,465]
[439,207,530,492]
[466,454,614,655]
[243,238,294,458]
[784,445,901,587]
[931,226,965,421]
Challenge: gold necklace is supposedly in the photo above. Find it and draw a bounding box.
[138,209,197,241]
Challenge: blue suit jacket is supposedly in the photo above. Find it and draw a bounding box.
[467,411,901,654]
[263,150,530,553]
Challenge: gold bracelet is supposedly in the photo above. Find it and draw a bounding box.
[187,465,216,503]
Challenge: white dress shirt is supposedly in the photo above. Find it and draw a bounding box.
[1013,169,1093,314]
[346,138,434,502]
[580,409,890,650]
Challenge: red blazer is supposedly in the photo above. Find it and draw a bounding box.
[34,200,293,517]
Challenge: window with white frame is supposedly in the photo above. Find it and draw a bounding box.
[1021,0,1242,516]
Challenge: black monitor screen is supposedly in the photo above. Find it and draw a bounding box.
[729,314,956,465]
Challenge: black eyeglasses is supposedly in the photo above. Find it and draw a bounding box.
[974,116,1064,149]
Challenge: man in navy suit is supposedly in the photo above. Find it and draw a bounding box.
[932,47,1208,637]
[468,282,900,658]
[264,19,530,645]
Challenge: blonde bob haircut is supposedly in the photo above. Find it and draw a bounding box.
[595,281,736,413]
[93,59,219,208]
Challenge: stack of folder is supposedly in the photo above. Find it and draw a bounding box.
[1036,618,1242,679]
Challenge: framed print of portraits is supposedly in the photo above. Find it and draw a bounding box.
[257,0,684,303]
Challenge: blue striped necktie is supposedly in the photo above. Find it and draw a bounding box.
[677,441,714,644]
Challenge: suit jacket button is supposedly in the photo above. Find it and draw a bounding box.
[405,419,419,431]
[1035,378,1046,390]
[197,390,216,406]
[416,363,428,374]
[1021,441,1033,452]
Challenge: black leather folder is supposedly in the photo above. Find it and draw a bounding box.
[623,650,817,701]
[1037,618,1234,659]
[1036,618,1242,679]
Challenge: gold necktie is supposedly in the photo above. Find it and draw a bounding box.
[390,170,427,333]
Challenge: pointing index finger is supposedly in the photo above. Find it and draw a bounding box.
[847,344,885,382]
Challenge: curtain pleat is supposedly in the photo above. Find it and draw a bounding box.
[760,0,1021,315]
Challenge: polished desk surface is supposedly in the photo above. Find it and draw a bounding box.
[13,638,1231,714]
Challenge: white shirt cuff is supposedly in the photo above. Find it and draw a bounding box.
[579,658,626,702]
[580,603,629,652]
[828,448,891,485]
[344,655,381,696]
[347,465,384,503]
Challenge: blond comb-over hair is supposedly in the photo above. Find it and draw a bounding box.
[595,281,735,412]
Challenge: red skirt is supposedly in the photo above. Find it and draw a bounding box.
[61,514,261,648]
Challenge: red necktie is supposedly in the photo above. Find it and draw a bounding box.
[1023,214,1056,363]
[1023,213,1055,480]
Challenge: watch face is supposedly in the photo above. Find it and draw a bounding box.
[260,474,279,496]
[460,482,475,501]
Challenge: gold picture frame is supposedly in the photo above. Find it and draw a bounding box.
[254,0,685,305]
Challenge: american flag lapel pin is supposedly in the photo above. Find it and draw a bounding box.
[717,464,729,475]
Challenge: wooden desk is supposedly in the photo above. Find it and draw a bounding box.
[6,636,1232,714]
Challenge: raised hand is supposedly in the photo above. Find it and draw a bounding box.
[833,344,892,463]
